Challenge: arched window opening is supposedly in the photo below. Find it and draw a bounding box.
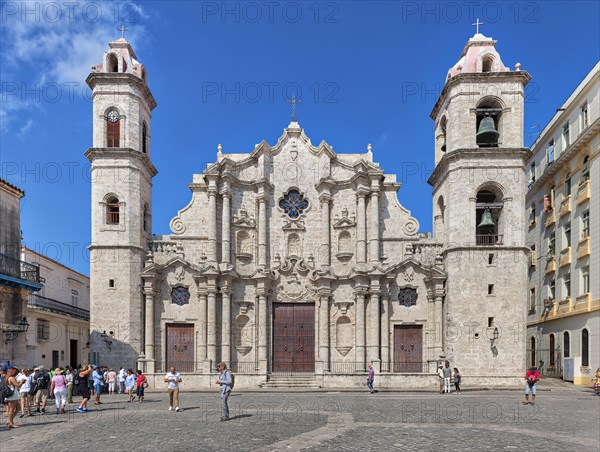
[476,188,503,245]
[563,331,570,358]
[106,109,120,147]
[440,116,447,152]
[482,55,494,72]
[476,98,502,147]
[236,231,252,261]
[529,337,536,369]
[338,231,352,255]
[106,196,120,224]
[549,334,555,366]
[106,53,118,73]
[287,233,302,257]
[581,155,590,183]
[582,329,589,367]
[142,122,147,154]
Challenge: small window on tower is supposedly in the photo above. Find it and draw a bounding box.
[142,122,147,154]
[107,53,118,73]
[482,55,494,72]
[488,284,494,295]
[106,196,120,224]
[109,279,115,288]
[106,109,120,147]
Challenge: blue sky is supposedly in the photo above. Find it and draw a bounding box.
[1,0,599,276]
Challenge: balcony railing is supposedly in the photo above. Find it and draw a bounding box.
[559,247,571,268]
[476,234,503,246]
[559,195,571,217]
[576,179,590,204]
[544,211,556,228]
[0,253,40,283]
[28,294,90,321]
[545,256,556,274]
[577,237,590,259]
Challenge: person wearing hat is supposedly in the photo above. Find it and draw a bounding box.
[32,365,50,413]
[49,368,67,414]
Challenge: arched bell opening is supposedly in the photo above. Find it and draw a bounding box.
[475,187,503,245]
[476,97,503,148]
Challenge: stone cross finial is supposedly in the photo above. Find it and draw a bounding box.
[472,18,483,34]
[117,23,129,39]
[287,96,302,122]
[367,143,372,153]
[217,143,223,155]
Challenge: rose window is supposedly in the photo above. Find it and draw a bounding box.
[279,189,309,219]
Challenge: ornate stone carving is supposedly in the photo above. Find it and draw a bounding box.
[233,207,256,229]
[169,216,186,234]
[404,218,419,236]
[333,207,356,229]
[403,266,414,283]
[175,266,185,282]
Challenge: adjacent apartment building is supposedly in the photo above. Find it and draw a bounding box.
[526,62,599,385]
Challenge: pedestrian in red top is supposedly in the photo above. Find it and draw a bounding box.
[135,370,148,403]
[523,366,540,405]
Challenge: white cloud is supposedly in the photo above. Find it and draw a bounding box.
[0,1,151,134]
[17,119,34,138]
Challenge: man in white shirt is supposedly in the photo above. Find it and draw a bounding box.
[117,367,126,394]
[164,366,182,412]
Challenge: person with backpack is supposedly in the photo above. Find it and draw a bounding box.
[216,361,232,421]
[49,368,68,414]
[74,364,93,413]
[3,367,23,428]
[32,365,50,413]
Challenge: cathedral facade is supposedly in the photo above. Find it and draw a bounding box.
[86,33,531,388]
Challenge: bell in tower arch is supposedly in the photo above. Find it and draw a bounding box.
[476,114,499,146]
[477,208,496,230]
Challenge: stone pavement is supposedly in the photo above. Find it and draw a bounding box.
[1,386,598,451]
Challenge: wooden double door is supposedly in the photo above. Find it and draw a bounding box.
[393,325,423,373]
[272,303,315,372]
[166,324,195,372]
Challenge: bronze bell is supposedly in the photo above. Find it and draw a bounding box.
[478,209,496,230]
[476,115,499,145]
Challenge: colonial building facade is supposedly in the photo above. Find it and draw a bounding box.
[87,33,531,388]
[525,62,599,385]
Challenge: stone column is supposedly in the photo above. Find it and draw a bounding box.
[356,189,368,263]
[221,283,231,366]
[208,185,218,264]
[368,291,380,362]
[369,183,380,264]
[197,290,207,364]
[222,191,231,266]
[355,290,366,370]
[319,293,330,371]
[257,192,268,269]
[380,292,390,371]
[207,281,217,367]
[434,294,444,357]
[143,287,156,372]
[319,194,331,269]
[258,286,268,371]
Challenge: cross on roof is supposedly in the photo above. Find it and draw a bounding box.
[117,23,129,39]
[472,18,483,34]
[287,96,302,122]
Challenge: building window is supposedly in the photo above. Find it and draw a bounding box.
[549,232,556,256]
[529,287,536,311]
[564,222,571,247]
[106,109,120,147]
[563,173,571,197]
[529,203,536,226]
[71,289,79,306]
[142,122,147,154]
[581,155,590,183]
[563,331,570,358]
[482,55,494,72]
[109,279,115,288]
[549,334,555,366]
[107,53,118,73]
[581,267,590,295]
[106,196,120,224]
[562,123,570,149]
[564,273,571,298]
[547,139,555,164]
[582,329,589,367]
[279,189,309,219]
[529,337,536,368]
[581,102,589,129]
[529,244,536,267]
[549,279,556,300]
[171,286,190,306]
[37,319,50,341]
[529,162,535,185]
[582,210,590,239]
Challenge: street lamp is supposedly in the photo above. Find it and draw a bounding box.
[100,330,114,351]
[490,327,500,346]
[1,317,29,343]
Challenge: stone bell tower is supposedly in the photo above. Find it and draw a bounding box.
[428,31,532,384]
[85,37,157,367]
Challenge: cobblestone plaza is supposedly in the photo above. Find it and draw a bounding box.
[2,383,599,451]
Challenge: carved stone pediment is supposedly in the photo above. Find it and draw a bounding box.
[333,207,356,229]
[282,219,306,231]
[233,208,256,229]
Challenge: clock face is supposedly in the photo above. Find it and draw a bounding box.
[107,110,120,123]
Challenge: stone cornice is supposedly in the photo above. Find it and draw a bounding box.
[428,147,531,186]
[430,71,531,120]
[86,72,157,110]
[85,147,158,177]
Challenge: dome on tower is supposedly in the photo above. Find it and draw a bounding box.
[446,33,509,80]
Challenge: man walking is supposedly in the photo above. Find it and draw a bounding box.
[33,365,50,413]
[164,366,182,412]
[216,362,232,421]
[443,361,452,394]
[118,367,127,394]
[367,362,375,394]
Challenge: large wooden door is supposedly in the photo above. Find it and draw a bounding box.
[393,325,423,373]
[166,324,195,372]
[272,303,315,372]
